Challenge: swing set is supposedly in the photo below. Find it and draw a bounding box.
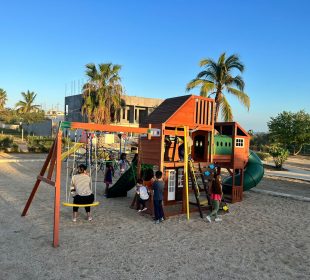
[62,130,100,207]
[21,121,152,247]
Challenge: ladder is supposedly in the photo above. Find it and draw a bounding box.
[198,163,211,206]
[188,160,204,218]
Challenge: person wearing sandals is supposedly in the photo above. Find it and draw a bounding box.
[152,171,165,224]
[206,175,223,223]
[104,162,113,196]
[136,179,149,212]
[70,164,94,222]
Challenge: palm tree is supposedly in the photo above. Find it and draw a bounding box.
[82,63,124,124]
[187,53,250,122]
[15,90,40,113]
[0,88,7,110]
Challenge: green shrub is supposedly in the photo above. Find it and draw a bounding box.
[26,136,54,153]
[256,151,270,161]
[0,136,13,150]
[11,143,19,152]
[268,145,289,169]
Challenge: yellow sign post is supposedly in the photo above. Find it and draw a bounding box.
[183,126,190,220]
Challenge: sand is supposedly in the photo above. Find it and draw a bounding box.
[0,155,309,280]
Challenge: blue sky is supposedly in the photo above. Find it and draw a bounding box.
[0,0,309,132]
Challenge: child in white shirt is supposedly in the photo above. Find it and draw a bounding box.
[136,178,149,212]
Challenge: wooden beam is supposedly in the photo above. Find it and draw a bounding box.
[47,140,57,180]
[21,140,56,216]
[53,131,62,248]
[68,122,151,134]
[37,176,55,186]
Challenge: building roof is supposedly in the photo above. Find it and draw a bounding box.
[123,95,163,107]
[143,95,192,124]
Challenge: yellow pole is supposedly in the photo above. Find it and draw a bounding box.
[184,126,190,220]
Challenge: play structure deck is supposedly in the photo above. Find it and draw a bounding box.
[22,94,264,247]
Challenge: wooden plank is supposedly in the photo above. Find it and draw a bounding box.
[21,140,56,217]
[202,100,206,125]
[70,122,150,134]
[196,100,200,124]
[53,131,62,248]
[37,176,55,186]
[206,101,210,125]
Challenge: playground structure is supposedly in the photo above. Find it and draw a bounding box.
[22,94,264,247]
[132,95,264,217]
[22,122,153,247]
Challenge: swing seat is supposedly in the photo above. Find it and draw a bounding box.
[62,201,100,207]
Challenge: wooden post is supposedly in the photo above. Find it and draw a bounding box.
[21,141,56,216]
[184,126,190,220]
[53,130,62,247]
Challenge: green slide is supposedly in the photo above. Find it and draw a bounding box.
[106,163,137,198]
[223,150,264,191]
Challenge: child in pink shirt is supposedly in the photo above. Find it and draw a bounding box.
[206,175,223,223]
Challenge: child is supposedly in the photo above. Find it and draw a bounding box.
[152,171,165,224]
[119,153,128,175]
[136,179,149,212]
[104,162,113,196]
[206,175,223,223]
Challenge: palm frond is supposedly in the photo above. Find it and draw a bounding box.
[226,87,250,110]
[220,95,233,121]
[186,79,205,91]
[200,82,215,97]
[199,58,214,67]
[225,54,244,72]
[230,75,245,91]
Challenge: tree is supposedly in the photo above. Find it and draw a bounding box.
[82,63,124,124]
[250,132,270,151]
[268,145,289,169]
[15,90,40,113]
[186,53,250,122]
[0,88,7,110]
[0,108,19,124]
[268,110,310,155]
[19,111,46,124]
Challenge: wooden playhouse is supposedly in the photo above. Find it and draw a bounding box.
[137,94,253,216]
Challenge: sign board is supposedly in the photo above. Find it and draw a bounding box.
[140,128,161,138]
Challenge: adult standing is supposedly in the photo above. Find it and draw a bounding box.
[70,164,94,222]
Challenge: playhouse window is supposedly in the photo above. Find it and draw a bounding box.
[235,138,244,147]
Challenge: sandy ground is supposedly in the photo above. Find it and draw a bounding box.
[0,155,310,280]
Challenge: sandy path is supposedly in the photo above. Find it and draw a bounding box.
[0,160,309,280]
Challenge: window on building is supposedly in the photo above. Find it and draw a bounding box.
[127,109,130,121]
[235,138,244,147]
[122,108,126,119]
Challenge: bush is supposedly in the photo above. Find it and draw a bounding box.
[0,136,14,150]
[11,143,19,152]
[27,136,54,153]
[256,151,270,161]
[268,145,289,169]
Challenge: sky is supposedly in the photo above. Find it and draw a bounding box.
[0,0,309,132]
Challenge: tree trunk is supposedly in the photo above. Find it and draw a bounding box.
[214,90,221,123]
[293,144,303,155]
